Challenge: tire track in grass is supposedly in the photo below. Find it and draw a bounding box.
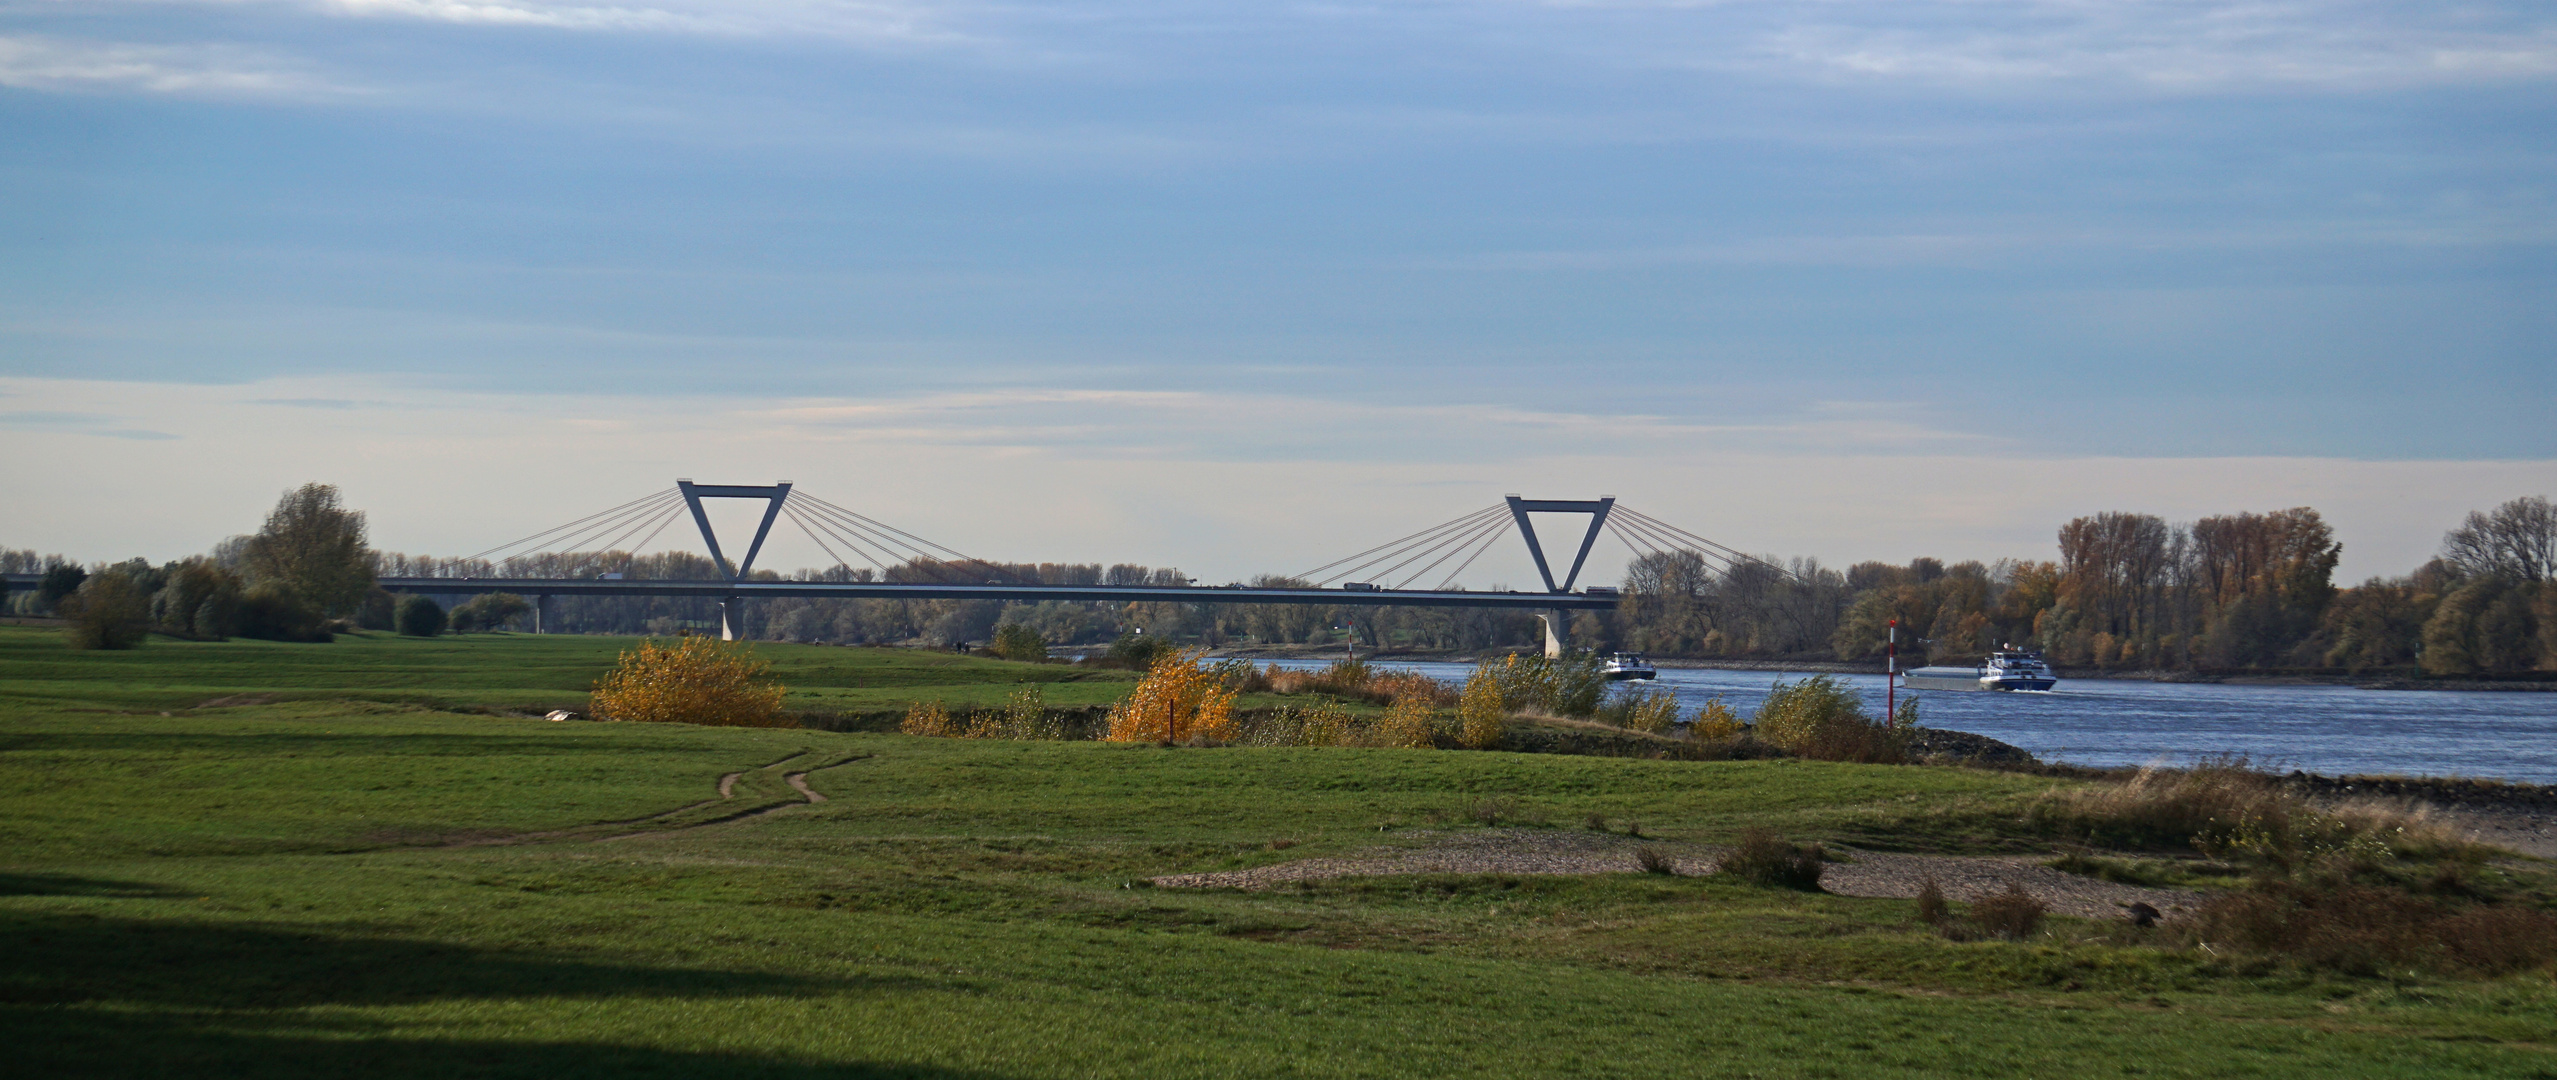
[447,748,868,847]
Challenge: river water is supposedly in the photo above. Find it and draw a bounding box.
[1260,657,2557,784]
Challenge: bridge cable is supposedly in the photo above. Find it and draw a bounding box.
[1609,505,1805,583]
[521,494,687,570]
[586,500,687,560]
[1381,514,1515,590]
[780,505,865,576]
[1351,513,1509,589]
[790,494,1038,585]
[1293,503,1508,585]
[791,501,985,585]
[459,488,680,563]
[1432,519,1518,591]
[784,503,905,576]
[1390,516,1513,590]
[483,491,687,573]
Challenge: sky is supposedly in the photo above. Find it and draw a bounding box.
[2,0,2552,586]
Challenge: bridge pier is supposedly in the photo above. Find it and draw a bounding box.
[720,597,740,641]
[533,595,545,634]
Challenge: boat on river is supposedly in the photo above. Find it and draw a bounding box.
[1902,647,2057,692]
[1601,652,1657,681]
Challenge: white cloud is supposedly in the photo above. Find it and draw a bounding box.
[0,34,350,97]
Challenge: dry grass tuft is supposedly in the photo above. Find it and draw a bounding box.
[2182,874,2557,977]
[2028,758,2476,869]
[1914,876,1950,927]
[1634,847,1676,875]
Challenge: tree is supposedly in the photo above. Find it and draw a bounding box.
[61,571,151,650]
[2441,495,2557,583]
[396,595,447,637]
[36,565,86,614]
[243,483,373,617]
[991,621,1047,662]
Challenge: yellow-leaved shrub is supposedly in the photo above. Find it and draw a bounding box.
[901,699,953,737]
[1104,650,1239,743]
[590,635,790,727]
[1457,666,1505,749]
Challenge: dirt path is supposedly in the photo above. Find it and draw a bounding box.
[1151,829,2199,921]
[717,772,742,799]
[785,772,826,803]
[2443,805,2557,860]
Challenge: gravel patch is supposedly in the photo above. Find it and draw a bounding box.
[1152,828,2201,921]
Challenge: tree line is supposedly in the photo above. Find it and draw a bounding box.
[1601,496,2556,676]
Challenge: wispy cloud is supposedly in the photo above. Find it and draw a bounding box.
[313,0,964,44]
[0,34,353,98]
[1726,0,2557,90]
[0,409,180,440]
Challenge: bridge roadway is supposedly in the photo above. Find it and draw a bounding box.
[3,573,1615,610]
[370,577,1617,610]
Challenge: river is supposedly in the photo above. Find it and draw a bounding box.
[1259,657,2557,784]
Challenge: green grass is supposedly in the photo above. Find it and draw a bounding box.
[4,626,2552,1078]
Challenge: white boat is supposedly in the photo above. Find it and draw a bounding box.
[1902,647,2057,692]
[1601,652,1657,681]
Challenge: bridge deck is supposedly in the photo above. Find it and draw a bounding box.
[1,573,1613,610]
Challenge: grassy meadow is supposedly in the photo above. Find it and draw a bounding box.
[2,624,2552,1078]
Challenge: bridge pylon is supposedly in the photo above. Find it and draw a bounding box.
[676,479,793,640]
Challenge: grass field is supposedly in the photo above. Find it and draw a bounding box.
[4,625,2552,1078]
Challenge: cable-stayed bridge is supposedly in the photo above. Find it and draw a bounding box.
[12,480,1789,641]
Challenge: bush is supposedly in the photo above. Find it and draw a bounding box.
[1634,847,1676,875]
[1751,675,1905,763]
[1456,666,1505,749]
[991,622,1048,663]
[235,583,331,642]
[1715,828,1825,890]
[1473,652,1606,718]
[1599,685,1680,734]
[356,587,397,631]
[151,561,241,639]
[449,592,530,633]
[590,635,791,727]
[901,699,953,737]
[61,571,151,650]
[1691,696,1742,740]
[1969,883,2048,940]
[1101,630,1179,671]
[395,595,447,637]
[957,686,1069,740]
[1104,649,1238,743]
[1375,694,1436,749]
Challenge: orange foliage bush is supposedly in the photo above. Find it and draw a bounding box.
[590,635,791,727]
[1105,650,1240,743]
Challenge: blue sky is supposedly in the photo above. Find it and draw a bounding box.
[3,0,2552,583]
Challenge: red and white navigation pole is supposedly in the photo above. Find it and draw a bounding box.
[1886,618,1898,725]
